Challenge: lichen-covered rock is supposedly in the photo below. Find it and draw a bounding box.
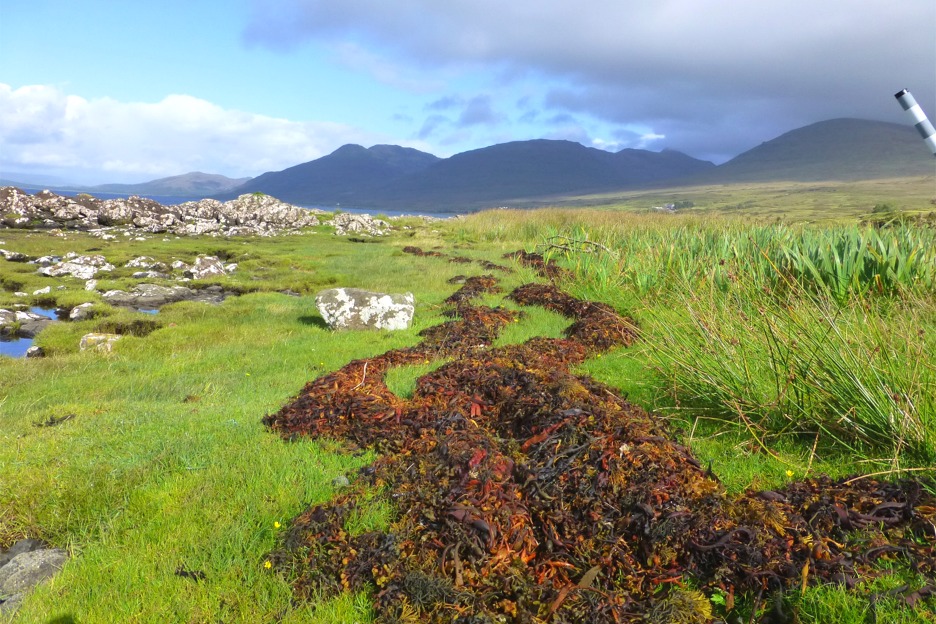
[315,288,415,331]
[79,332,121,352]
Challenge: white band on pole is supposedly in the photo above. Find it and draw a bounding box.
[895,89,936,157]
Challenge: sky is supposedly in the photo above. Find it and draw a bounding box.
[1,0,934,185]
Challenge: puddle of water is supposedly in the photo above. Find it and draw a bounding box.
[136,308,159,315]
[29,306,61,320]
[1,307,57,358]
[0,335,34,358]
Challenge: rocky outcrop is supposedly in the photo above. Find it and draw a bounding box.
[0,188,324,237]
[315,288,415,331]
[331,212,391,236]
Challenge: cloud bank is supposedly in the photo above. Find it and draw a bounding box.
[245,0,936,161]
[0,84,381,184]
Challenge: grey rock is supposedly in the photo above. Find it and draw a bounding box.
[0,249,27,262]
[68,302,95,321]
[0,309,53,338]
[332,475,350,488]
[315,288,415,331]
[0,539,43,569]
[0,548,67,598]
[25,346,45,358]
[131,270,171,279]
[102,283,228,308]
[125,256,167,271]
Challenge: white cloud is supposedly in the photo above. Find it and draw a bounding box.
[0,83,383,184]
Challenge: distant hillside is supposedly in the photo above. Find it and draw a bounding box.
[90,172,251,196]
[225,140,713,210]
[699,118,935,183]
[219,144,441,205]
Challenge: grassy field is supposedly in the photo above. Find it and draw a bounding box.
[1,190,935,622]
[528,175,936,222]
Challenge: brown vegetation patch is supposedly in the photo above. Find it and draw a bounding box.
[264,272,935,623]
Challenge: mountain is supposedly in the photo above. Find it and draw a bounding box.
[223,140,713,210]
[218,144,441,205]
[698,118,935,183]
[89,172,251,196]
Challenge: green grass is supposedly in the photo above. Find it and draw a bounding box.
[2,199,935,622]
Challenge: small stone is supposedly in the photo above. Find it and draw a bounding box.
[32,286,51,295]
[25,346,45,358]
[332,475,350,488]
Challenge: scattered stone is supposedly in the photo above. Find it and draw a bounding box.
[32,286,51,295]
[331,213,391,237]
[125,256,168,271]
[37,253,114,280]
[79,332,121,352]
[0,249,27,262]
[84,279,98,291]
[332,475,351,488]
[32,255,60,268]
[69,302,95,321]
[315,288,415,331]
[25,346,45,358]
[13,292,27,298]
[184,256,226,280]
[131,270,171,279]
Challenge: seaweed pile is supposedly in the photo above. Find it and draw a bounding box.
[264,266,935,622]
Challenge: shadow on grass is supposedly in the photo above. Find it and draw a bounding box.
[297,315,330,330]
